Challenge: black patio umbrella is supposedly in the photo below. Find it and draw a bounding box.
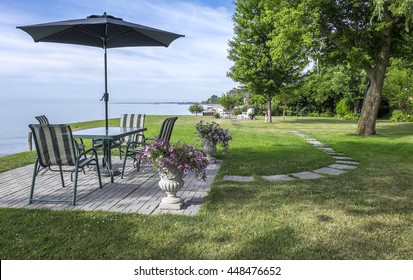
[17,13,184,130]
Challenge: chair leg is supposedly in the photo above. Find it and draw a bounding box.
[136,153,142,172]
[29,159,39,204]
[95,157,103,189]
[36,163,42,175]
[121,150,129,179]
[72,165,79,206]
[59,165,65,188]
[80,139,87,160]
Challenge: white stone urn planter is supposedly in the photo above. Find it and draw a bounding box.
[202,138,217,163]
[158,167,184,210]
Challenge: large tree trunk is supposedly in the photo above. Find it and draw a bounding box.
[356,58,391,135]
[356,64,387,135]
[356,15,393,135]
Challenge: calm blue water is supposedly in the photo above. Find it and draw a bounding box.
[0,99,192,156]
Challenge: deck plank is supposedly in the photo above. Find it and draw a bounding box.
[0,158,220,216]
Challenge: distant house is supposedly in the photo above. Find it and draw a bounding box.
[202,105,225,116]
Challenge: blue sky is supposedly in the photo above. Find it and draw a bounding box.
[0,0,238,102]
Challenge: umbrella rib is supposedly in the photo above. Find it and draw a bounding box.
[131,30,169,47]
[107,29,169,47]
[32,26,76,42]
[33,26,102,44]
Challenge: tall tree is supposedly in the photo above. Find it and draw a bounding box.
[189,103,204,116]
[227,0,309,122]
[219,93,238,110]
[308,0,413,135]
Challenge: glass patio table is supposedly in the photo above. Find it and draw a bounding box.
[72,127,147,183]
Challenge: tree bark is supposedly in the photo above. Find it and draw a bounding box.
[356,13,394,135]
[356,58,391,135]
[356,69,384,135]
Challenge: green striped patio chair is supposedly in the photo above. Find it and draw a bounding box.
[121,116,177,178]
[156,116,178,143]
[28,124,103,205]
[33,115,51,174]
[91,114,146,159]
[119,114,146,157]
[35,115,50,125]
[35,115,86,157]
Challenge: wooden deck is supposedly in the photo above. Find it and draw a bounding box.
[0,158,220,215]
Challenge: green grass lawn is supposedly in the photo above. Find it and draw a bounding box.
[1,116,412,259]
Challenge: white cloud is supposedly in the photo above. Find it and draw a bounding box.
[0,0,238,102]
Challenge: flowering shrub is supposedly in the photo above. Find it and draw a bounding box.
[195,121,232,150]
[142,140,209,180]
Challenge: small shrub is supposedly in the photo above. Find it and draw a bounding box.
[336,99,351,116]
[390,110,413,122]
[231,107,242,116]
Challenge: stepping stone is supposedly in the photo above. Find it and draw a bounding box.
[223,175,254,182]
[313,167,346,175]
[336,160,359,165]
[319,147,335,153]
[326,152,344,156]
[262,175,294,181]
[328,164,358,170]
[290,172,322,179]
[332,156,353,160]
[296,134,308,138]
[308,140,323,146]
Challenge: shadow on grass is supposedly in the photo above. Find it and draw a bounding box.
[220,145,334,176]
[203,175,413,259]
[282,117,358,125]
[375,121,413,138]
[201,138,413,259]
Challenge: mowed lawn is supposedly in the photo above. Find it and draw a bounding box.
[0,116,412,259]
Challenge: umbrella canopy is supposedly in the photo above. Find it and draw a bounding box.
[17,13,184,129]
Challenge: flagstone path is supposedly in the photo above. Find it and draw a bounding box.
[223,130,359,182]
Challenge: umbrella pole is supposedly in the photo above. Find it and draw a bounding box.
[104,44,109,131]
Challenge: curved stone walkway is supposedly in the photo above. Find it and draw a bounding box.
[223,130,359,182]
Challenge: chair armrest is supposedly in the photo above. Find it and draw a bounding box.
[143,136,158,145]
[132,133,146,142]
[77,147,100,167]
[78,147,98,157]
[126,139,145,150]
[74,139,86,155]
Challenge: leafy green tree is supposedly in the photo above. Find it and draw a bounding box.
[203,95,220,104]
[219,94,237,110]
[256,0,413,132]
[188,103,204,116]
[383,58,413,114]
[227,0,309,122]
[302,63,367,116]
[302,0,413,135]
[248,94,266,116]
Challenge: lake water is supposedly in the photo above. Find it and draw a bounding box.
[0,99,192,156]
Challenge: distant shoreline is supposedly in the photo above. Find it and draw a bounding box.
[112,101,195,105]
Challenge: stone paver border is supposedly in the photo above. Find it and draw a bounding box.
[223,130,359,182]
